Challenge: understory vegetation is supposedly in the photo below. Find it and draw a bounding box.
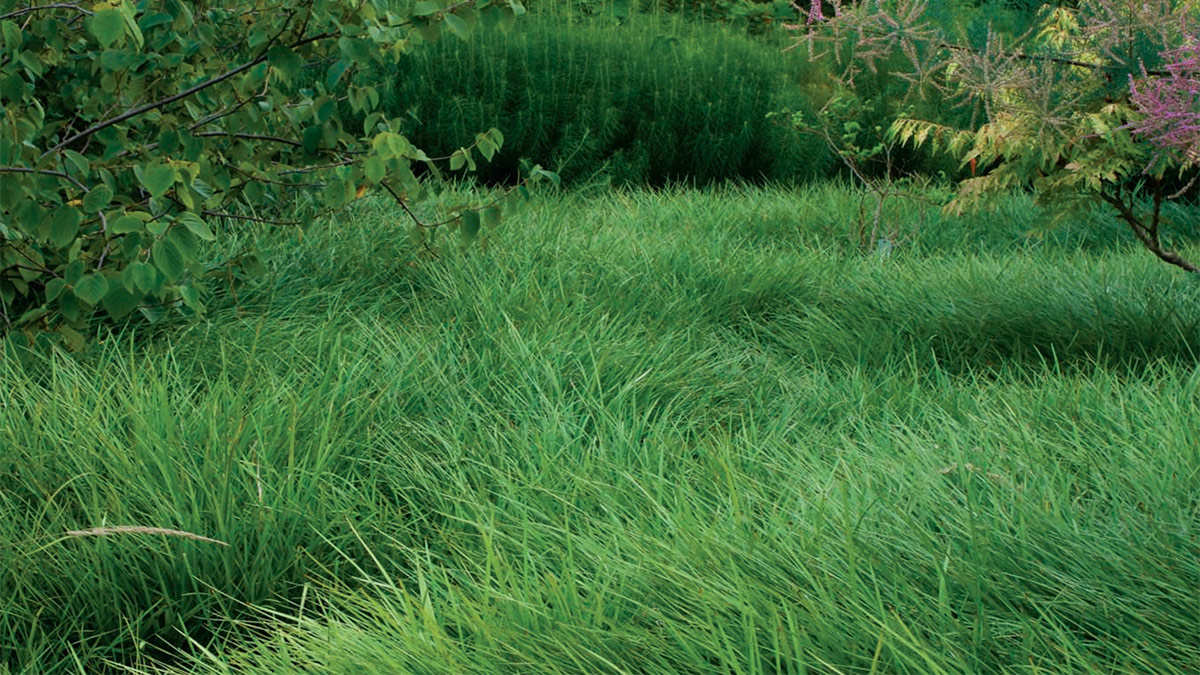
[3,186,1199,674]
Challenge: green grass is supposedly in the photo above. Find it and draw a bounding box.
[2,184,1198,674]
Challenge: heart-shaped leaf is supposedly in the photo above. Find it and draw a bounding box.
[74,273,109,305]
[139,162,176,198]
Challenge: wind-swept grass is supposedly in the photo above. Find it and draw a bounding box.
[2,184,1198,674]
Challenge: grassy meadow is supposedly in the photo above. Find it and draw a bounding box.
[2,184,1198,674]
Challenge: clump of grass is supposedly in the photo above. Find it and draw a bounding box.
[3,185,1198,674]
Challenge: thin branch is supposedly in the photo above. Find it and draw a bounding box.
[0,2,92,21]
[43,30,338,157]
[187,79,273,132]
[194,130,365,155]
[194,131,303,148]
[278,159,355,175]
[0,166,87,192]
[202,210,301,226]
[224,162,325,188]
[1098,186,1199,273]
[380,180,430,228]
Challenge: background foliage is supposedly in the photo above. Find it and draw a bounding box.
[363,13,835,186]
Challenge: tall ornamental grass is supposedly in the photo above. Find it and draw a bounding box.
[2,185,1198,673]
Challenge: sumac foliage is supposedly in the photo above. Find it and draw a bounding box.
[797,0,1200,272]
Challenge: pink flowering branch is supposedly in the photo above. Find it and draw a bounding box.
[1128,39,1200,166]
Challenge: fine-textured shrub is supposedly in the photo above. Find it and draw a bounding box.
[365,16,833,186]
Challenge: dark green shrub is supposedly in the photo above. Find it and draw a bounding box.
[523,0,804,36]
[367,16,832,186]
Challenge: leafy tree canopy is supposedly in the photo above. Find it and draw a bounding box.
[0,0,553,347]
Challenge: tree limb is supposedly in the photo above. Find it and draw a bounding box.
[1098,187,1199,273]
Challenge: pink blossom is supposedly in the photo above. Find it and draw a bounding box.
[808,0,825,24]
[1128,39,1200,165]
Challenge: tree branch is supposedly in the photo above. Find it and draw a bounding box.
[1098,187,1199,273]
[0,3,92,21]
[0,165,88,192]
[193,131,303,148]
[202,210,301,226]
[43,30,338,157]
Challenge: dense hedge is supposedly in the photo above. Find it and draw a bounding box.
[362,16,835,187]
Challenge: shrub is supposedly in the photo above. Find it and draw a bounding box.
[367,15,833,186]
[0,0,528,342]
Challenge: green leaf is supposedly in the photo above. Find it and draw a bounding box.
[498,6,517,32]
[89,8,126,48]
[267,46,303,82]
[0,72,25,102]
[322,178,351,208]
[153,238,185,282]
[139,162,176,198]
[461,209,481,241]
[128,261,158,294]
[102,284,139,320]
[118,0,143,49]
[364,156,386,183]
[416,20,441,43]
[302,126,323,155]
[74,273,109,305]
[45,278,66,302]
[16,306,48,326]
[443,13,470,40]
[58,324,87,352]
[1,21,21,53]
[111,215,143,234]
[325,59,351,89]
[49,206,82,248]
[450,149,467,171]
[59,293,80,321]
[413,1,441,17]
[338,37,373,65]
[179,284,205,313]
[64,260,85,286]
[168,226,200,261]
[482,206,502,228]
[83,185,113,214]
[179,211,215,241]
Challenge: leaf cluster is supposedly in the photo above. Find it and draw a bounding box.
[0,0,533,344]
